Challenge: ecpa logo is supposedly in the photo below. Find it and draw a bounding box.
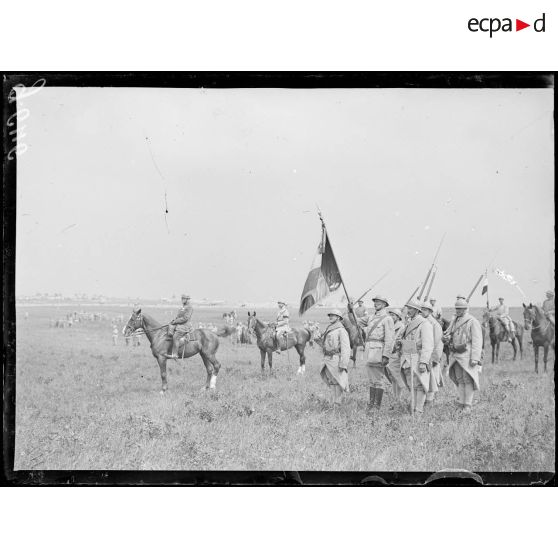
[468,12,546,37]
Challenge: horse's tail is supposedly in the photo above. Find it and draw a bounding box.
[216,325,236,337]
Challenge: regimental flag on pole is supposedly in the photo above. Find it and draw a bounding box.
[481,272,488,296]
[299,223,342,315]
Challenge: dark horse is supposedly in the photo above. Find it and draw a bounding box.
[483,312,524,363]
[247,312,311,374]
[124,309,221,393]
[523,303,555,373]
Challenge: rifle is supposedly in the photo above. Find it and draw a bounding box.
[354,269,392,303]
[417,233,446,300]
[466,274,484,303]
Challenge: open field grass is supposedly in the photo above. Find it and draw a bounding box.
[14,305,555,471]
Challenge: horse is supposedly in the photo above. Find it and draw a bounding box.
[247,311,311,374]
[523,303,554,373]
[123,309,222,393]
[483,311,524,363]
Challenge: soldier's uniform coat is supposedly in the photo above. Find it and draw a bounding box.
[542,297,555,325]
[172,303,194,334]
[399,315,434,392]
[427,314,444,393]
[320,321,351,391]
[447,313,483,390]
[276,307,290,334]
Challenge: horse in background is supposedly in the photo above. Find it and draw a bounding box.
[483,311,524,363]
[247,311,311,374]
[523,303,554,373]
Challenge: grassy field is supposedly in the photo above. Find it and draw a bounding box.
[14,305,555,471]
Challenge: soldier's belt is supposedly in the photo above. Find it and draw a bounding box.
[323,349,341,357]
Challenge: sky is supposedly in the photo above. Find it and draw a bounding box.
[14,86,554,307]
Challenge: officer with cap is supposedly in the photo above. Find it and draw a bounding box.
[354,299,368,319]
[358,295,395,412]
[166,294,194,359]
[444,298,483,413]
[489,297,515,341]
[420,301,444,405]
[319,308,351,408]
[397,299,434,415]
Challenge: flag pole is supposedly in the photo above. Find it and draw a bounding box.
[317,207,366,347]
[423,266,437,302]
[466,274,485,303]
[485,268,490,310]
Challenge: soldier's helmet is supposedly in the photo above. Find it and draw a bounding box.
[388,308,402,319]
[372,295,389,306]
[421,301,433,312]
[405,299,422,311]
[181,294,190,300]
[327,308,344,319]
[133,304,141,313]
[546,290,554,296]
[429,297,436,302]
[455,298,469,309]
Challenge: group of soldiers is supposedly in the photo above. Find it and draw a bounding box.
[318,294,483,414]
[153,288,555,414]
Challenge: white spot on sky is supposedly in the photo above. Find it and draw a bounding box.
[471,227,476,232]
[394,211,400,217]
[414,251,420,255]
[293,169,297,173]
[445,198,452,205]
[424,225,430,231]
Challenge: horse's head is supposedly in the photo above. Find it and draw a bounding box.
[247,311,257,334]
[522,303,535,330]
[124,309,143,336]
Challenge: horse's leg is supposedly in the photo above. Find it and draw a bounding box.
[260,349,266,374]
[351,346,357,369]
[295,343,305,374]
[512,338,517,361]
[158,357,168,394]
[268,351,273,374]
[206,352,221,389]
[518,334,523,360]
[534,344,539,374]
[543,344,549,373]
[491,342,495,364]
[199,353,213,390]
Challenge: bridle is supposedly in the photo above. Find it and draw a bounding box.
[127,312,169,333]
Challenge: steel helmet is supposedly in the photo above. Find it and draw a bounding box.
[455,298,469,309]
[421,301,433,312]
[388,308,402,319]
[405,299,422,311]
[327,308,344,319]
[372,294,389,306]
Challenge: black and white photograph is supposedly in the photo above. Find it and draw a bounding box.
[4,73,555,480]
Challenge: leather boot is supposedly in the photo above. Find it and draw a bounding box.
[374,388,384,409]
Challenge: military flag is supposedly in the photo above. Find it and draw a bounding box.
[299,224,342,315]
[481,272,488,295]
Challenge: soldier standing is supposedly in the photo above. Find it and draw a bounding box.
[274,301,290,353]
[358,295,395,412]
[387,308,406,408]
[444,298,483,413]
[319,309,351,408]
[166,294,194,359]
[420,301,444,406]
[398,299,434,415]
[542,290,555,326]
